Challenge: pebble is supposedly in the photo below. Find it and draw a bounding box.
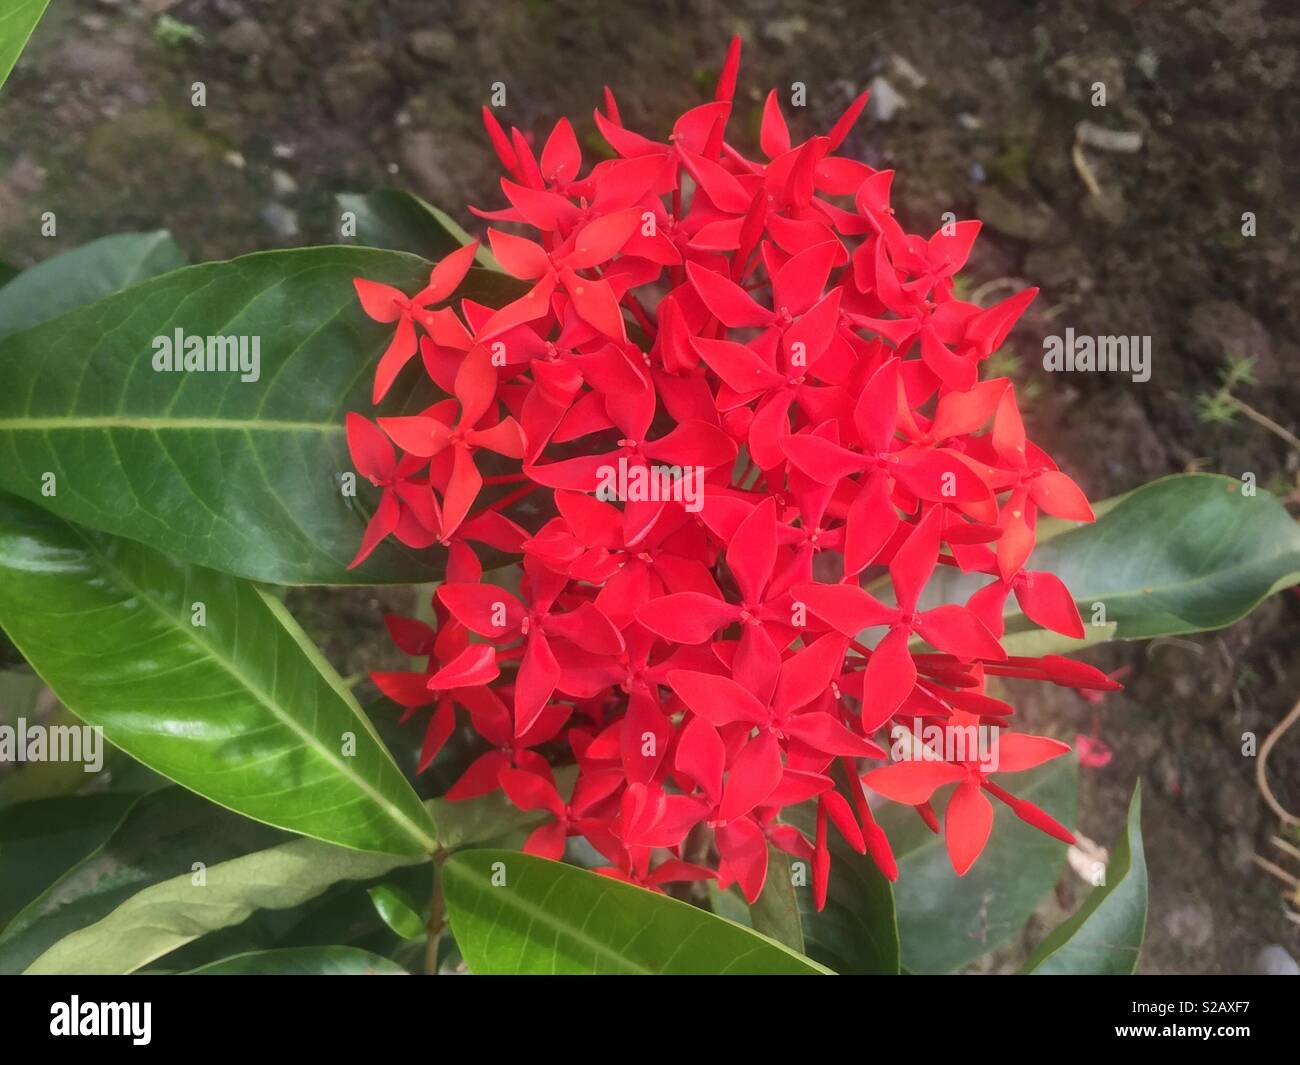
[1163,901,1214,949]
[1252,945,1300,976]
[260,203,299,239]
[270,169,297,197]
[1136,47,1160,82]
[889,54,927,89]
[867,76,905,122]
[761,17,809,48]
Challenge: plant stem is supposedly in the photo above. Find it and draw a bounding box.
[424,850,448,975]
[1225,394,1300,452]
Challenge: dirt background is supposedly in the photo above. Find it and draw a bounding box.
[1,0,1297,974]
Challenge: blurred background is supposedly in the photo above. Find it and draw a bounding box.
[1,0,1297,974]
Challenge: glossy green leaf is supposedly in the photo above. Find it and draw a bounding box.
[24,831,423,974]
[337,189,499,269]
[0,245,494,585]
[882,754,1078,973]
[748,844,805,953]
[188,945,408,974]
[266,862,428,953]
[443,849,831,975]
[0,793,139,928]
[0,0,49,91]
[0,231,188,341]
[1024,781,1147,974]
[783,798,900,974]
[0,788,284,974]
[923,475,1300,641]
[0,493,438,856]
[367,883,425,940]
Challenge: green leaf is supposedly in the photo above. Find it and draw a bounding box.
[187,945,409,974]
[707,882,753,926]
[443,849,832,975]
[337,189,500,269]
[0,788,284,975]
[265,865,428,956]
[783,798,900,974]
[0,0,49,92]
[0,793,140,928]
[0,245,511,585]
[1030,475,1300,637]
[0,493,438,856]
[1023,781,1147,974]
[367,883,425,940]
[0,231,188,341]
[0,262,18,287]
[748,844,805,953]
[923,474,1300,641]
[23,831,423,974]
[883,754,1078,973]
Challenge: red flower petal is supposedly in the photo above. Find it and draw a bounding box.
[638,592,740,643]
[945,780,994,875]
[667,668,769,727]
[863,759,966,805]
[716,817,769,904]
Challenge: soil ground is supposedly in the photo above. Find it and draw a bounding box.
[1,0,1297,974]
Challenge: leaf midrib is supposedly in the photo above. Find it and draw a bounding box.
[65,524,436,855]
[452,862,651,974]
[0,417,345,431]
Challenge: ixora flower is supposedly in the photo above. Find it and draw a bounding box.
[348,38,1120,911]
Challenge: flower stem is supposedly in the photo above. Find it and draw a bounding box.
[424,850,448,975]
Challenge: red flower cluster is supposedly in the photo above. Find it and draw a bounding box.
[349,39,1120,909]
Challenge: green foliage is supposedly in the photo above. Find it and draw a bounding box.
[442,849,831,975]
[0,199,1287,977]
[0,231,187,341]
[1023,783,1147,974]
[0,494,436,856]
[0,0,49,92]
[0,247,455,585]
[187,946,408,975]
[923,474,1300,640]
